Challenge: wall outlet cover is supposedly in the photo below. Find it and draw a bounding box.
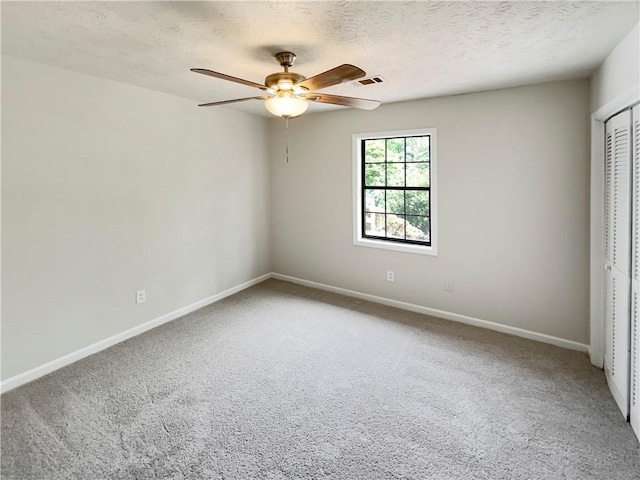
[136,290,146,304]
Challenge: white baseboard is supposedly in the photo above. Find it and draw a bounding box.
[2,271,590,394]
[0,273,272,394]
[271,273,589,353]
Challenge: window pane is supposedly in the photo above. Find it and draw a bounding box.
[365,163,385,186]
[406,136,429,162]
[386,190,404,214]
[406,190,429,216]
[386,214,405,239]
[386,138,404,163]
[364,190,385,213]
[387,163,405,187]
[406,163,429,187]
[364,212,386,237]
[406,216,429,241]
[406,162,429,187]
[364,139,385,163]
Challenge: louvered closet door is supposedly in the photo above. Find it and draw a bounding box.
[605,109,631,418]
[631,104,640,438]
[605,112,614,388]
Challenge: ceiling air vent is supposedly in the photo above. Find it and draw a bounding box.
[353,76,386,87]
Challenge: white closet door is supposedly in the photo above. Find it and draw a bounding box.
[605,114,614,382]
[631,104,640,438]
[605,109,632,418]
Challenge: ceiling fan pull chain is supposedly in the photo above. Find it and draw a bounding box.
[285,117,289,163]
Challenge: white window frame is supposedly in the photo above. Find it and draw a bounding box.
[352,128,438,256]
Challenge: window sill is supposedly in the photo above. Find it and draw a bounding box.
[354,237,438,256]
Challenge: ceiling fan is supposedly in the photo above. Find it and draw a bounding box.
[191,52,381,118]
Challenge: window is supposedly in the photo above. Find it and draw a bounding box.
[353,129,437,255]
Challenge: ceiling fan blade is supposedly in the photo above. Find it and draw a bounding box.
[308,93,380,110]
[198,97,267,107]
[191,68,268,91]
[296,64,366,91]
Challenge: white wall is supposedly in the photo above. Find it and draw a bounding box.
[590,22,640,112]
[270,80,590,344]
[1,55,271,380]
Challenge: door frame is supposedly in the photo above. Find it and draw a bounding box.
[590,87,640,368]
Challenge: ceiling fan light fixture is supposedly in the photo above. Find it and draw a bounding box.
[265,91,308,118]
[276,79,294,90]
[292,85,309,95]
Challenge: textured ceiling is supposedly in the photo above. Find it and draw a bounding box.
[2,1,638,117]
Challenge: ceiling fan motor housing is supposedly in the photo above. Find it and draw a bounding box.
[265,52,307,91]
[265,72,306,91]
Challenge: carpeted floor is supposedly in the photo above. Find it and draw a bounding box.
[1,279,639,479]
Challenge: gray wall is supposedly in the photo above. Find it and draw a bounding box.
[269,80,590,344]
[2,56,271,380]
[1,57,593,382]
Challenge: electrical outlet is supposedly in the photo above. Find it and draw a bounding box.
[136,290,146,304]
[387,271,395,282]
[444,281,453,292]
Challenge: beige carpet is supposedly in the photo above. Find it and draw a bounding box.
[2,279,639,479]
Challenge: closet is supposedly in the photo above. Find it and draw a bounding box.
[604,104,640,439]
